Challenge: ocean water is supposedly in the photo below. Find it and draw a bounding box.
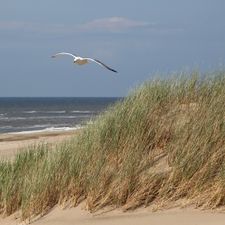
[0,97,120,134]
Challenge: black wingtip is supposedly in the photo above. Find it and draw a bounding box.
[111,69,118,73]
[94,59,118,73]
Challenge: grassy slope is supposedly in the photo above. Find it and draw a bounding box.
[1,71,225,220]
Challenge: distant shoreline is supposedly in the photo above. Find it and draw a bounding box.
[0,128,80,160]
[0,125,82,137]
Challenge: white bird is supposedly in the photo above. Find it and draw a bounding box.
[51,52,117,73]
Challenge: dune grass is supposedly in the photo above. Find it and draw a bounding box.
[1,71,225,220]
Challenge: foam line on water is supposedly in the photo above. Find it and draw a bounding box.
[9,126,83,135]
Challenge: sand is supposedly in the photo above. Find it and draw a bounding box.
[31,207,225,225]
[0,130,78,160]
[0,130,225,225]
[1,206,225,225]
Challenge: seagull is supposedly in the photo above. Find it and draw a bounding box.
[51,52,117,73]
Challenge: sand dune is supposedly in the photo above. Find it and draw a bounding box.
[1,131,225,225]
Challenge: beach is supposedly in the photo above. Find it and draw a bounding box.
[0,129,78,160]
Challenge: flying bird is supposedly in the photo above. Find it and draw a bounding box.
[51,52,117,73]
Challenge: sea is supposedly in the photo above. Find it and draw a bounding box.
[0,97,121,134]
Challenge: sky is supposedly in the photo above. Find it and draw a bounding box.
[0,0,225,97]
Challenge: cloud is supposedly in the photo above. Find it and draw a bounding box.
[0,17,152,37]
[0,17,149,32]
[0,17,182,37]
[80,17,152,32]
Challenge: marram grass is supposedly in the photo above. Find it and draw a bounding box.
[1,71,225,220]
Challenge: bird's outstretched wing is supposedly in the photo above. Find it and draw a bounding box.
[85,58,118,73]
[51,52,77,59]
